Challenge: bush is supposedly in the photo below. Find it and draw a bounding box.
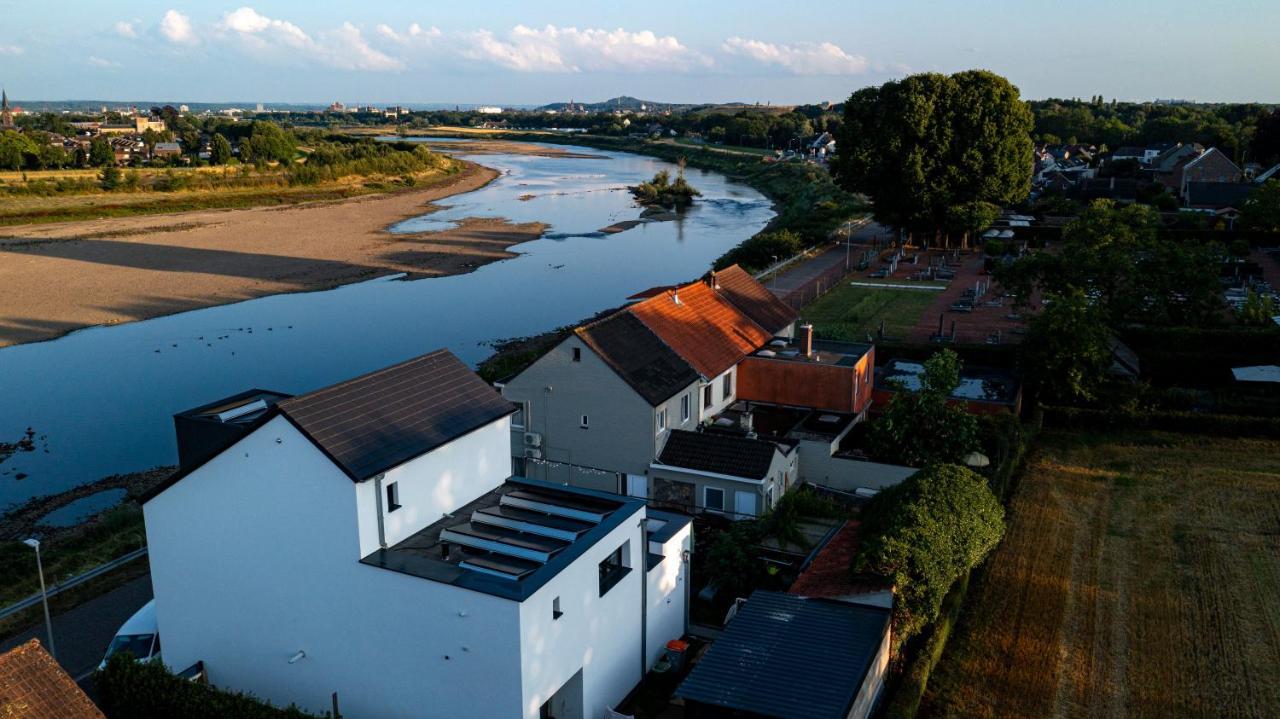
[713,229,804,272]
[854,464,1005,645]
[95,653,325,719]
[1041,405,1280,437]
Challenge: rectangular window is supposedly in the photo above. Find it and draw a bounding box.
[704,486,725,512]
[386,481,401,513]
[703,385,713,409]
[681,394,691,422]
[511,402,527,429]
[722,372,733,400]
[572,346,582,362]
[766,485,775,511]
[553,596,563,620]
[598,540,632,596]
[580,414,589,429]
[656,408,667,434]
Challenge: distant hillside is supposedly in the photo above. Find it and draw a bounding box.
[538,96,696,112]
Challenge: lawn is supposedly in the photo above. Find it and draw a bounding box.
[802,282,938,341]
[920,430,1280,719]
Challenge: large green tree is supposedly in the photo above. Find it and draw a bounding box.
[868,349,979,467]
[88,137,115,167]
[854,464,1005,643]
[244,121,297,164]
[832,70,1034,244]
[1021,288,1113,403]
[0,130,41,170]
[1241,180,1280,233]
[210,133,234,165]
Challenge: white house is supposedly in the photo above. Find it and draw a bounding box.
[143,349,692,719]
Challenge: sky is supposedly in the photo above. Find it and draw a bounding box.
[1,1,1278,106]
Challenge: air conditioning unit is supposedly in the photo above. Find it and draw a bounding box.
[523,448,543,460]
[523,432,543,447]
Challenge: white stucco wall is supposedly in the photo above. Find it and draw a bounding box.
[363,415,513,552]
[144,416,525,719]
[518,512,646,719]
[698,367,738,420]
[645,522,692,668]
[847,621,892,719]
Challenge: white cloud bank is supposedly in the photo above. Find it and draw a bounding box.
[0,45,26,56]
[461,25,712,73]
[159,10,198,45]
[722,37,869,75]
[217,7,402,71]
[113,21,139,39]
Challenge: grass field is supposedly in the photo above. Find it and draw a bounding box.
[802,282,939,341]
[921,430,1280,719]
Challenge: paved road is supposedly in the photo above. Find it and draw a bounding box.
[1,574,152,686]
[768,221,889,297]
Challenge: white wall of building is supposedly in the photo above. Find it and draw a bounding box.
[364,416,512,552]
[645,522,692,668]
[847,622,892,719]
[144,416,526,719]
[517,513,646,719]
[698,367,738,420]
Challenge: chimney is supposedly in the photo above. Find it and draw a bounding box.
[799,324,814,358]
[706,270,719,289]
[672,290,681,306]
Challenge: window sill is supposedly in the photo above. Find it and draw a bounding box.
[598,566,632,597]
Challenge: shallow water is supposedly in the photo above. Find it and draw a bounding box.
[0,143,773,509]
[37,488,129,527]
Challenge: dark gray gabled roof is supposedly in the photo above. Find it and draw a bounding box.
[576,311,701,406]
[656,429,781,480]
[675,591,891,719]
[279,349,515,481]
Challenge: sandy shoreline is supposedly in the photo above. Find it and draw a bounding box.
[0,161,547,347]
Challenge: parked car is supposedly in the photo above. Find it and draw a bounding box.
[98,599,160,669]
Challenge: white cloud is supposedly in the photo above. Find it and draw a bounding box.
[113,21,139,39]
[461,25,711,73]
[722,37,869,75]
[0,45,24,56]
[376,22,441,44]
[88,56,120,68]
[218,7,402,71]
[159,10,197,45]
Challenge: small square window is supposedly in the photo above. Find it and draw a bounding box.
[572,347,582,362]
[386,481,401,513]
[704,486,725,512]
[553,596,563,620]
[580,415,589,429]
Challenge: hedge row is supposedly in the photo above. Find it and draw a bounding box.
[1041,405,1280,437]
[95,654,325,719]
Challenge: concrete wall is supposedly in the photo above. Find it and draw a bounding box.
[646,521,693,668]
[503,335,697,490]
[799,448,915,493]
[518,512,646,719]
[847,621,892,719]
[144,416,526,719]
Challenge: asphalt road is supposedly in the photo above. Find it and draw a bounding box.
[1,573,153,687]
[768,221,889,297]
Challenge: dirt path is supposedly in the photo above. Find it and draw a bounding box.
[0,162,546,347]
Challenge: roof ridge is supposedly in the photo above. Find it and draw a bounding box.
[278,348,451,412]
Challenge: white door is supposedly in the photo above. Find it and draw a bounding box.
[626,474,647,498]
[734,491,758,518]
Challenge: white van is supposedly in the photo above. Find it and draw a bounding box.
[99,599,160,669]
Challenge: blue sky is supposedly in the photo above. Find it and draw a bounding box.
[2,1,1278,105]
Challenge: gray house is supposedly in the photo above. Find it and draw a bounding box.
[650,429,798,519]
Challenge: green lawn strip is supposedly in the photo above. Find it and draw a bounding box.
[802,283,937,340]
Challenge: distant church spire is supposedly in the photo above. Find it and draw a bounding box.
[0,88,12,128]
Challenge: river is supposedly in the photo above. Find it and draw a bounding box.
[0,142,773,509]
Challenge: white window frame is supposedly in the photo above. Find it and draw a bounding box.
[511,401,528,430]
[722,371,733,400]
[656,408,667,435]
[703,486,725,512]
[580,414,589,429]
[681,393,691,422]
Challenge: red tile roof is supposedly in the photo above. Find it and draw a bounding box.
[0,640,104,719]
[629,281,772,378]
[789,521,893,600]
[712,265,798,335]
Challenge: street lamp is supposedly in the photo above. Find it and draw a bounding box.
[23,538,56,660]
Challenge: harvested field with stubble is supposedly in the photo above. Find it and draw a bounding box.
[921,430,1280,719]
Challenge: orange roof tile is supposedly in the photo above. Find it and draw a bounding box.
[789,521,893,601]
[628,281,772,378]
[0,640,104,719]
[712,265,798,335]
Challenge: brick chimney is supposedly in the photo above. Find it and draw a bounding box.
[799,324,814,358]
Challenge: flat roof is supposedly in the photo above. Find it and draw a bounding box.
[360,478,645,601]
[752,337,872,368]
[877,359,1020,404]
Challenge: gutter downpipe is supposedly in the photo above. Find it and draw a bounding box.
[639,515,648,683]
[373,473,388,549]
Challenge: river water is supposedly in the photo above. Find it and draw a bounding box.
[0,143,773,509]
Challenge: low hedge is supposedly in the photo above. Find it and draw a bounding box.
[880,571,971,719]
[95,654,325,719]
[1041,405,1280,437]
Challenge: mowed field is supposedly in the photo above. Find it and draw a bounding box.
[803,282,941,341]
[922,430,1280,719]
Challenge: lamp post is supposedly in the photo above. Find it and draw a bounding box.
[23,538,56,660]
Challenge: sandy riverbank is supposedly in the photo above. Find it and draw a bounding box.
[0,162,547,347]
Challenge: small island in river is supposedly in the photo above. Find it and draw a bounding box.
[629,162,701,209]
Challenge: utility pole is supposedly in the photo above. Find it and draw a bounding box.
[23,538,56,660]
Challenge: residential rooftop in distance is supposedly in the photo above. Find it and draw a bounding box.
[360,478,648,601]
